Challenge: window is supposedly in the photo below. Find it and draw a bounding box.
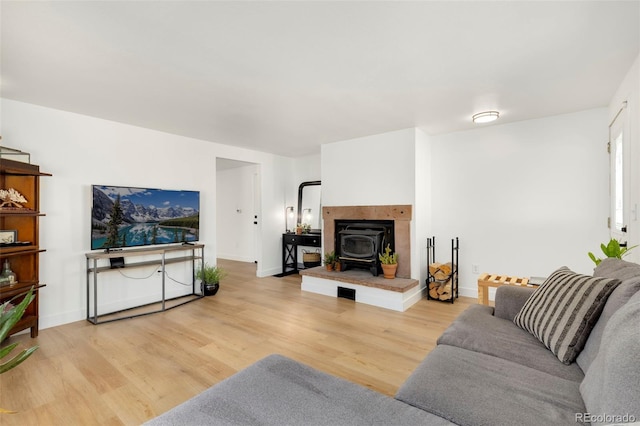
[609,103,628,240]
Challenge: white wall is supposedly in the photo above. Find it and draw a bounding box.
[414,128,432,285]
[1,99,291,328]
[430,108,609,297]
[609,54,640,263]
[216,164,260,262]
[321,128,416,207]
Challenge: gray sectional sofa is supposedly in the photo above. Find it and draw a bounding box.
[147,258,640,425]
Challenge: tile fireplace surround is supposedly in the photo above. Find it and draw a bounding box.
[322,205,412,278]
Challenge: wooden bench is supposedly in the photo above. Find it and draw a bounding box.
[477,273,539,305]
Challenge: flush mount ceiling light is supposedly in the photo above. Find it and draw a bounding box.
[472,111,500,124]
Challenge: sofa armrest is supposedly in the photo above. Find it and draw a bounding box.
[493,286,535,321]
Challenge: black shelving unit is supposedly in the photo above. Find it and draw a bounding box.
[426,236,459,303]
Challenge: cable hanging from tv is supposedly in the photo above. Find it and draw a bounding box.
[116,266,158,280]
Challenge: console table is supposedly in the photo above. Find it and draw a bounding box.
[85,243,204,324]
[282,233,321,275]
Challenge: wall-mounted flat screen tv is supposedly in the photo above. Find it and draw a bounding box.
[91,185,200,250]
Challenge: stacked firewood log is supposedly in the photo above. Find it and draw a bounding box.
[428,262,454,301]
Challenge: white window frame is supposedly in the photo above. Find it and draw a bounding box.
[609,102,629,243]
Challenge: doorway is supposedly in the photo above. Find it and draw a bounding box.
[216,158,261,264]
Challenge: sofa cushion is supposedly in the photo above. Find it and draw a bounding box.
[593,256,640,280]
[396,344,586,426]
[437,304,584,381]
[145,354,455,426]
[576,275,640,372]
[493,285,536,321]
[513,266,620,364]
[579,290,640,424]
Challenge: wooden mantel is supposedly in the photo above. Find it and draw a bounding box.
[322,205,412,278]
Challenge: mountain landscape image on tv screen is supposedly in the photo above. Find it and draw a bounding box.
[91,185,200,250]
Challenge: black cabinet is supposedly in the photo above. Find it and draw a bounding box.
[282,233,321,275]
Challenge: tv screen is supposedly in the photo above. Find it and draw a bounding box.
[91,185,200,250]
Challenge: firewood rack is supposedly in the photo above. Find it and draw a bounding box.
[426,236,459,304]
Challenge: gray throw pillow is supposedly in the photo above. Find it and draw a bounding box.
[513,267,620,364]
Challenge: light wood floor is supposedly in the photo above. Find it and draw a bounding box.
[0,259,474,425]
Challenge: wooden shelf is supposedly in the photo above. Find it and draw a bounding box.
[88,254,203,273]
[0,282,45,297]
[0,157,49,339]
[86,243,205,259]
[0,209,45,216]
[0,159,51,176]
[0,246,45,256]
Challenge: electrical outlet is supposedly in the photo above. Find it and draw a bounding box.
[472,264,480,274]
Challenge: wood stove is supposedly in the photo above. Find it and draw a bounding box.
[336,221,393,276]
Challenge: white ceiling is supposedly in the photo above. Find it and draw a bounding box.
[2,1,639,157]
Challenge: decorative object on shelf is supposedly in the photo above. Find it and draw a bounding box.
[379,244,398,279]
[0,144,31,164]
[0,259,17,287]
[324,251,336,271]
[0,286,38,413]
[0,229,17,244]
[196,263,226,296]
[588,238,637,265]
[295,223,311,235]
[302,249,321,268]
[0,188,28,209]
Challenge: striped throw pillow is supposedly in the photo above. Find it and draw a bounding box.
[513,267,621,364]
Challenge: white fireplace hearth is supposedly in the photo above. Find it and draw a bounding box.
[299,267,421,312]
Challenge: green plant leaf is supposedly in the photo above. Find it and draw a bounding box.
[379,244,397,264]
[0,346,39,375]
[0,342,19,360]
[195,263,226,284]
[0,288,35,343]
[620,244,639,258]
[605,239,621,257]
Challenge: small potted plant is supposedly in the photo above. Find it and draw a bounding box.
[196,263,226,296]
[324,251,336,271]
[588,238,637,265]
[379,244,398,279]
